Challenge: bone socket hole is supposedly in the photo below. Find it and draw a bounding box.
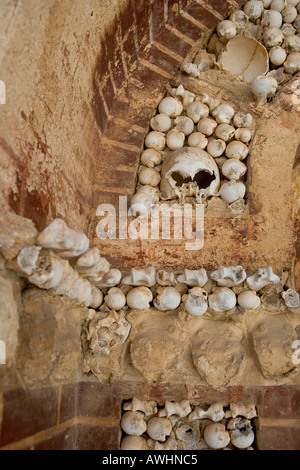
[171,171,215,189]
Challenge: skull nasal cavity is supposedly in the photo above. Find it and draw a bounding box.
[171,171,215,189]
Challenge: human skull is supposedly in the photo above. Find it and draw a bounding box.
[160,147,220,203]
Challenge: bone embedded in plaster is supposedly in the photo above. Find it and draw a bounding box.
[75,247,110,282]
[104,287,126,310]
[122,267,156,287]
[87,308,131,356]
[36,218,89,258]
[94,268,122,288]
[222,158,247,180]
[156,270,177,287]
[225,403,257,419]
[189,403,225,422]
[147,417,173,442]
[228,418,255,449]
[251,75,278,104]
[177,269,208,287]
[282,288,300,308]
[158,97,184,118]
[182,287,208,317]
[203,423,230,449]
[237,290,261,309]
[158,400,192,418]
[123,398,158,417]
[17,245,42,275]
[153,286,182,311]
[126,286,153,309]
[120,436,149,450]
[140,149,162,168]
[121,411,147,436]
[208,287,237,312]
[220,181,246,204]
[210,266,247,287]
[247,266,281,291]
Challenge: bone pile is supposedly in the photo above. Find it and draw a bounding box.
[120,398,257,450]
[182,0,300,103]
[133,85,253,212]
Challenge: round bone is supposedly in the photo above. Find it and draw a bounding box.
[153,286,182,311]
[147,417,172,442]
[126,287,153,309]
[208,287,237,312]
[158,97,183,117]
[121,411,147,436]
[204,423,230,449]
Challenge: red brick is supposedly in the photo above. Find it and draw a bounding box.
[122,30,138,70]
[144,44,181,72]
[156,26,191,57]
[96,143,141,171]
[168,14,204,42]
[102,77,115,113]
[201,0,232,18]
[134,0,151,50]
[60,384,77,424]
[151,0,166,40]
[75,424,121,450]
[184,2,220,29]
[76,382,122,419]
[111,43,127,90]
[35,427,77,450]
[260,386,300,419]
[104,119,145,150]
[257,424,300,450]
[111,90,155,129]
[0,387,58,447]
[120,0,135,37]
[92,86,109,134]
[93,168,137,193]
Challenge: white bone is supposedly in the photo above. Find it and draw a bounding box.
[189,403,225,422]
[147,417,172,442]
[177,269,208,287]
[123,267,156,287]
[156,270,177,286]
[123,397,158,416]
[121,411,147,436]
[158,97,183,117]
[36,218,89,258]
[153,286,181,311]
[126,286,153,309]
[247,266,280,291]
[203,423,230,449]
[208,287,237,312]
[210,266,247,287]
[87,309,131,356]
[282,288,300,308]
[158,400,192,418]
[150,114,172,133]
[182,287,208,316]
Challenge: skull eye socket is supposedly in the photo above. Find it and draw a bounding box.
[171,170,215,190]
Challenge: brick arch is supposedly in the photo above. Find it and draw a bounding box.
[89,0,244,222]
